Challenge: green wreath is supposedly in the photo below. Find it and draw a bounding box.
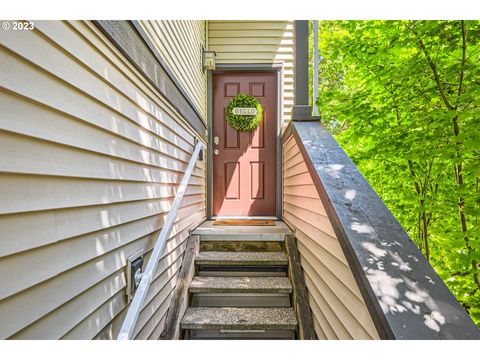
[225,93,263,132]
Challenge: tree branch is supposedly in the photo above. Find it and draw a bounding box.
[456,20,467,108]
[410,25,455,110]
[408,160,422,195]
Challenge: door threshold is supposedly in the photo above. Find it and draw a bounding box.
[210,216,279,221]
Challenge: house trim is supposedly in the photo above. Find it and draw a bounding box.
[93,20,207,142]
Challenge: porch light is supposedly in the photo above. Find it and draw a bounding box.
[202,49,216,71]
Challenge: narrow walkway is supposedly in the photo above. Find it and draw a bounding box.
[181,220,298,339]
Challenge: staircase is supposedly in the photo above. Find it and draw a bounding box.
[180,221,300,340]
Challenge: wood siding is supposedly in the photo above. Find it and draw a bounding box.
[137,21,207,122]
[207,20,295,126]
[0,20,206,339]
[282,134,379,340]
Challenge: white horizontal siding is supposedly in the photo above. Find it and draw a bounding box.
[282,134,379,340]
[138,20,207,121]
[207,20,295,127]
[0,20,207,339]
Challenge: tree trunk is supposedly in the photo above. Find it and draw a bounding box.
[413,21,480,290]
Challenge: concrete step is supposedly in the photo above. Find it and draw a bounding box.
[192,220,292,241]
[195,251,288,266]
[181,307,298,330]
[189,276,292,294]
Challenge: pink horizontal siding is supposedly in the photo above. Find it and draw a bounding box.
[282,134,379,340]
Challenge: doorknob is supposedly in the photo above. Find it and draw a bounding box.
[214,149,219,155]
[213,136,219,145]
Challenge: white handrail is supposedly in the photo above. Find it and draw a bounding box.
[117,141,204,340]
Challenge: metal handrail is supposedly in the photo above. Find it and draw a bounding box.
[117,141,204,340]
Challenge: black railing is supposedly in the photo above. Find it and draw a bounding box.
[287,120,480,340]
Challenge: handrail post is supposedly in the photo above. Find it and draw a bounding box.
[117,141,204,340]
[292,20,312,119]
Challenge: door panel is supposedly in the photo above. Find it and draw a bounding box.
[250,112,265,149]
[250,162,265,199]
[225,162,240,199]
[212,72,277,216]
[224,109,240,149]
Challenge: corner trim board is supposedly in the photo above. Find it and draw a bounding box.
[285,234,316,340]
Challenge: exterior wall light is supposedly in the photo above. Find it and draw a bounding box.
[202,49,216,71]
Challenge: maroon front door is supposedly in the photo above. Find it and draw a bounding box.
[212,72,277,216]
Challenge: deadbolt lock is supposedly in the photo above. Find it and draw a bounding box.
[213,136,219,145]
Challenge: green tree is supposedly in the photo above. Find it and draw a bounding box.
[313,20,480,325]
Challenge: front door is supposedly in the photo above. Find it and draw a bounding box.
[212,72,277,216]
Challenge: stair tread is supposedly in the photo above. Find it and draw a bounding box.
[195,251,287,265]
[189,276,292,293]
[181,307,298,330]
[192,220,292,241]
